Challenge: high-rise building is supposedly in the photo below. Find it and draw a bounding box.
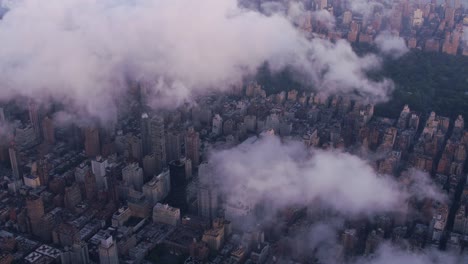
[223,119,235,136]
[28,100,42,141]
[61,241,90,264]
[0,106,5,123]
[91,156,108,190]
[41,116,55,145]
[165,130,181,163]
[150,116,166,172]
[37,159,51,186]
[8,145,21,181]
[98,235,119,264]
[74,162,89,183]
[141,113,151,156]
[317,0,327,9]
[128,135,142,161]
[185,127,200,167]
[197,163,218,222]
[143,169,170,206]
[167,158,191,211]
[412,9,424,26]
[26,195,45,237]
[122,163,144,191]
[142,154,157,180]
[23,174,40,188]
[84,170,97,201]
[64,183,82,211]
[343,10,352,25]
[212,114,223,136]
[244,115,256,132]
[198,184,218,223]
[127,189,151,218]
[84,127,100,158]
[445,7,455,28]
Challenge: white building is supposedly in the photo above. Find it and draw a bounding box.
[153,203,180,226]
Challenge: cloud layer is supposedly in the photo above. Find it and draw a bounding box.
[0,0,393,122]
[208,135,443,218]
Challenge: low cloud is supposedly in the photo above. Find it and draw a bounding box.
[207,135,443,220]
[357,243,466,264]
[375,31,409,58]
[0,0,393,123]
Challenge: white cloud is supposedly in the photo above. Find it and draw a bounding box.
[375,31,409,58]
[0,0,393,122]
[207,135,442,218]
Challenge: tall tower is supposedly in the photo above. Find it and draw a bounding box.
[141,113,151,156]
[185,127,200,167]
[150,116,166,172]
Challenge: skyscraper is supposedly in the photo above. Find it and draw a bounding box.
[84,127,100,158]
[165,130,181,163]
[84,170,97,201]
[8,144,21,181]
[167,159,190,212]
[141,113,151,156]
[42,116,55,145]
[28,100,42,141]
[185,127,200,167]
[142,154,157,180]
[150,115,166,172]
